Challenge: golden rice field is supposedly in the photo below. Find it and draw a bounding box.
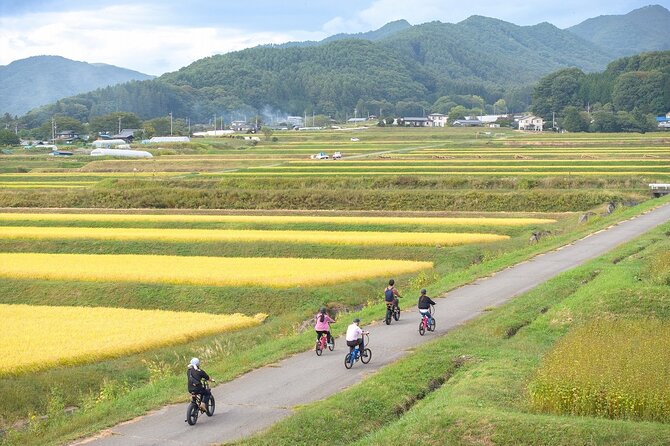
[0,212,556,227]
[0,304,266,375]
[0,253,433,287]
[205,171,670,176]
[0,226,509,246]
[529,318,670,422]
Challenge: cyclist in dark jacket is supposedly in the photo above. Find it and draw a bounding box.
[384,278,401,309]
[417,288,436,324]
[187,357,213,411]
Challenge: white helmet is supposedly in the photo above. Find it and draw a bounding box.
[190,357,200,368]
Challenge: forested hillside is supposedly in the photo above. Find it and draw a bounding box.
[19,16,614,127]
[568,5,670,58]
[273,20,412,48]
[0,56,153,116]
[531,51,670,132]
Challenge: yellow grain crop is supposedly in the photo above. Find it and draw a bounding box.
[0,253,433,287]
[0,212,555,226]
[0,304,266,375]
[0,226,508,246]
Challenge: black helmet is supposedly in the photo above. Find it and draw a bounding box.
[421,288,427,295]
[389,279,395,286]
[320,307,327,314]
[353,318,360,323]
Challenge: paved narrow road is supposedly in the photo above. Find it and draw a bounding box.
[75,202,670,446]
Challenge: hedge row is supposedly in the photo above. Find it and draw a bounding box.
[0,187,643,212]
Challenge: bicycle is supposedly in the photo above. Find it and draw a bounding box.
[315,332,335,356]
[384,301,401,325]
[344,333,371,369]
[185,379,215,426]
[418,304,436,336]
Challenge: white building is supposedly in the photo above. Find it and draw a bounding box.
[428,113,448,127]
[518,116,544,131]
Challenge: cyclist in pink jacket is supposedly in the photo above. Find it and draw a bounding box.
[314,307,335,347]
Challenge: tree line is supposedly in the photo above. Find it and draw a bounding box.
[531,51,670,132]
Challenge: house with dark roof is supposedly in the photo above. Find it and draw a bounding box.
[55,130,79,142]
[400,117,429,127]
[112,129,140,142]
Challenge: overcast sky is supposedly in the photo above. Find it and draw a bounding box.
[1,0,667,75]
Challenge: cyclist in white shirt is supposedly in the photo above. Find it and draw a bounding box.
[345,318,369,356]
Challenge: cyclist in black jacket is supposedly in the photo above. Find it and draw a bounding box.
[417,288,436,324]
[187,358,213,411]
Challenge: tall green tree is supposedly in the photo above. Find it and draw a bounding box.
[90,112,142,135]
[0,129,20,146]
[561,106,589,132]
[531,68,586,120]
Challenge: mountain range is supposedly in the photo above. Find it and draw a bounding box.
[0,56,153,116]
[568,5,670,58]
[13,5,670,124]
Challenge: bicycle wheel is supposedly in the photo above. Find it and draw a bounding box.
[361,348,372,364]
[385,307,392,325]
[344,353,354,369]
[328,339,335,351]
[315,342,323,356]
[428,318,436,332]
[418,320,426,336]
[393,306,400,321]
[206,395,216,416]
[186,402,199,425]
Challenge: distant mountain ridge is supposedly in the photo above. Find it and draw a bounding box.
[17,5,670,125]
[568,5,670,57]
[268,19,412,48]
[0,55,153,116]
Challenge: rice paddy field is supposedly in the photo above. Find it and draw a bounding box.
[1,126,669,445]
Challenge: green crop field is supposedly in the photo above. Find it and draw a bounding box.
[1,126,669,445]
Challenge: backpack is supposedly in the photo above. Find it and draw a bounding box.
[188,368,201,390]
[384,287,394,302]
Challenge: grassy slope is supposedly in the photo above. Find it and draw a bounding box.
[232,217,670,446]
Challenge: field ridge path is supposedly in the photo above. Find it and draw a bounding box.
[73,201,670,446]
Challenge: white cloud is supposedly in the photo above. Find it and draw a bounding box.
[0,4,323,75]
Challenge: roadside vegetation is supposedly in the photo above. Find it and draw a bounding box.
[232,216,670,446]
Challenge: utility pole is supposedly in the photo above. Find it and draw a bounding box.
[552,111,556,130]
[118,116,122,134]
[169,112,173,136]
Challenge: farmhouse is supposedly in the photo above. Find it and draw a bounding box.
[401,117,430,127]
[55,130,79,142]
[112,129,140,142]
[518,115,544,131]
[428,113,448,127]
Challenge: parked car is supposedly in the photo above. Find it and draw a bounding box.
[310,152,329,160]
[332,151,342,160]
